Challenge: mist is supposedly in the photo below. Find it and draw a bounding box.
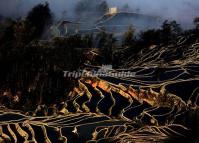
[0,0,198,28]
[0,0,76,19]
[106,0,199,27]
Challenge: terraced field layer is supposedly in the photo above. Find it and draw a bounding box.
[0,65,198,143]
[0,36,199,143]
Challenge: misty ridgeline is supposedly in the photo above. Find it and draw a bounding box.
[0,1,199,110]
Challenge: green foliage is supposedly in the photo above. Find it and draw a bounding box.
[1,10,199,110]
[96,28,117,48]
[122,25,135,47]
[26,2,53,39]
[75,0,108,15]
[194,17,199,29]
[95,28,117,64]
[121,4,132,12]
[161,20,182,44]
[82,34,93,48]
[138,20,182,46]
[97,1,109,14]
[139,29,161,46]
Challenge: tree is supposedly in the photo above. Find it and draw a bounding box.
[169,21,182,35]
[101,33,116,64]
[75,0,108,16]
[139,29,161,46]
[95,28,108,48]
[122,25,135,47]
[161,20,182,44]
[95,28,117,64]
[122,4,131,12]
[82,34,93,48]
[14,21,36,47]
[97,1,109,14]
[194,17,199,29]
[75,0,97,14]
[26,2,53,39]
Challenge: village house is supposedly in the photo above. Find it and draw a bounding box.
[50,20,80,37]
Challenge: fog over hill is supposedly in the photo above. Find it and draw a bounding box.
[0,0,199,28]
